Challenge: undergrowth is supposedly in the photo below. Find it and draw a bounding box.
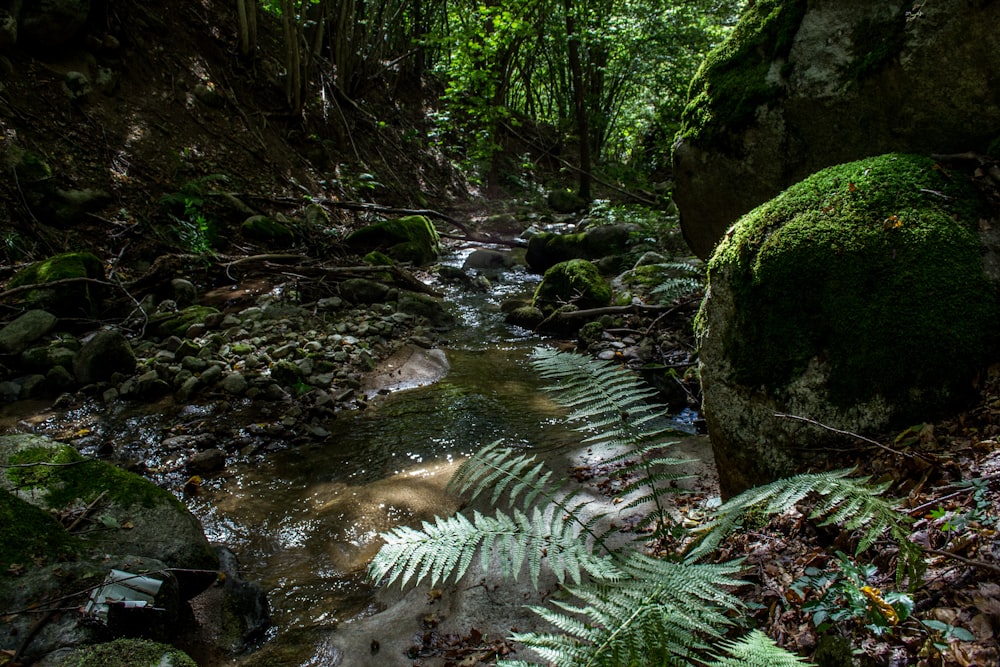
[368,348,929,666]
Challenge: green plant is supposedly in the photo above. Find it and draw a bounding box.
[685,468,923,587]
[649,262,703,305]
[159,174,229,254]
[791,551,913,636]
[366,348,926,665]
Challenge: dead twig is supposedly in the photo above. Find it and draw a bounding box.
[925,547,1000,574]
[773,412,934,463]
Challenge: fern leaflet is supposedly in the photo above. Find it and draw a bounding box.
[705,629,816,667]
[685,469,922,585]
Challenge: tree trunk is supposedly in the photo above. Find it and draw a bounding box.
[563,0,591,201]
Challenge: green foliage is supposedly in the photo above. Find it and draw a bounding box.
[366,342,936,666]
[159,175,229,254]
[649,262,703,305]
[791,551,913,636]
[369,349,823,665]
[705,629,817,667]
[506,554,748,666]
[685,468,923,586]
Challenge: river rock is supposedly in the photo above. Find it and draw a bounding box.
[345,215,441,266]
[696,154,1000,496]
[526,224,635,273]
[73,329,136,385]
[0,434,218,598]
[0,309,57,354]
[0,556,183,664]
[397,292,454,329]
[673,0,1000,259]
[462,249,514,272]
[7,252,105,316]
[532,259,611,315]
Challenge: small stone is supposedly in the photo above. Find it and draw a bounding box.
[221,372,248,395]
[188,448,227,473]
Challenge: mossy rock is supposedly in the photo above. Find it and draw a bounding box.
[0,489,81,571]
[526,224,635,273]
[678,0,806,146]
[697,153,999,494]
[0,434,219,597]
[7,252,105,316]
[546,189,587,213]
[345,215,440,266]
[147,305,220,338]
[532,259,612,315]
[62,639,197,667]
[241,215,294,244]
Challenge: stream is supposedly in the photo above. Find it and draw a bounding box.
[1,246,708,665]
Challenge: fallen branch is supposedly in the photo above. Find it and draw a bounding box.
[925,547,1000,574]
[0,276,116,301]
[536,302,672,330]
[268,262,443,298]
[773,412,934,463]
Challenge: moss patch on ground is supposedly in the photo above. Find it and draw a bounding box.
[703,153,997,407]
[62,639,197,667]
[678,0,807,145]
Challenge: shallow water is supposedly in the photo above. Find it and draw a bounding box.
[185,258,589,633]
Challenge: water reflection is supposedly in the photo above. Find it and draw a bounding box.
[188,341,580,631]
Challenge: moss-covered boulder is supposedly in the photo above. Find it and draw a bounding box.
[526,224,635,273]
[673,0,1000,259]
[0,434,219,597]
[697,154,999,496]
[345,215,440,266]
[61,639,197,667]
[241,215,294,244]
[532,259,612,316]
[7,252,105,316]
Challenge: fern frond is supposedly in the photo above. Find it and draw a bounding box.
[502,554,747,667]
[531,348,692,539]
[649,262,703,305]
[705,629,816,667]
[685,469,921,584]
[368,506,623,590]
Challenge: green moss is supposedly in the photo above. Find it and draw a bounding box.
[62,639,197,667]
[705,153,997,406]
[241,216,294,243]
[0,490,80,572]
[678,0,807,145]
[7,443,181,512]
[346,215,440,265]
[9,252,104,288]
[843,8,910,83]
[147,305,220,338]
[533,259,612,314]
[14,151,53,183]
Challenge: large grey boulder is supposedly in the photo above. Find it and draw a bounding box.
[673,0,1000,259]
[696,154,999,496]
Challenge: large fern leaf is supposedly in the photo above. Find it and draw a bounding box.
[704,629,816,667]
[368,505,623,590]
[530,348,693,539]
[500,553,747,667]
[685,469,922,585]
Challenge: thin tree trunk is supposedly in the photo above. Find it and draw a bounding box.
[563,0,591,201]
